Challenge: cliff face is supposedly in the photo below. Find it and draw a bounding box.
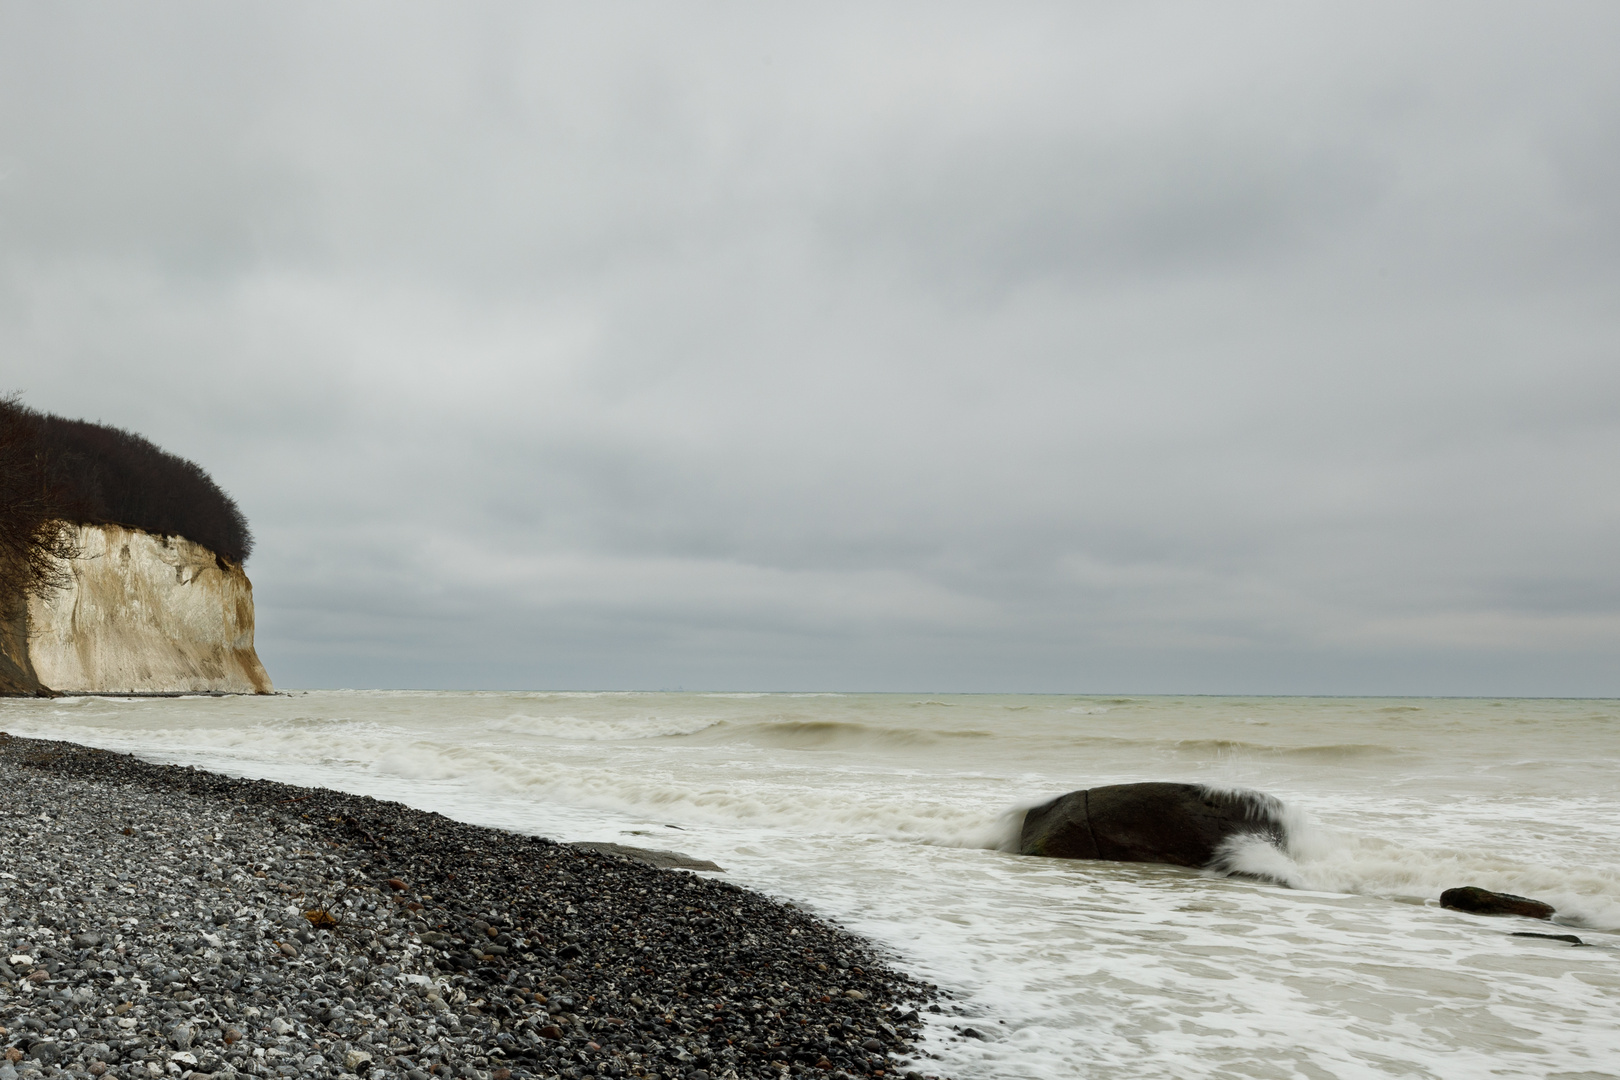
[21,524,272,694]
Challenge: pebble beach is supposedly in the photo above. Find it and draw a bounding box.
[0,732,940,1080]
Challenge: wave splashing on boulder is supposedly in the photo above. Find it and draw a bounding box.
[1018,782,1296,878]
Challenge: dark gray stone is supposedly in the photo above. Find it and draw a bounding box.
[1511,931,1585,945]
[1441,886,1556,919]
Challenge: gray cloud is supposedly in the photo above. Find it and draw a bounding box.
[3,2,1619,693]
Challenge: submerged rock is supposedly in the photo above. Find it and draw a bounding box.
[1440,886,1556,920]
[1511,931,1585,945]
[1019,782,1286,868]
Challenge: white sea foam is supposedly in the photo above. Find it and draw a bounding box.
[4,691,1619,1079]
[484,711,728,740]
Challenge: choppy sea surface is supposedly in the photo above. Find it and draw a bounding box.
[3,692,1618,1079]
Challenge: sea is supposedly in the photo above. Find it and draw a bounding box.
[3,692,1618,1080]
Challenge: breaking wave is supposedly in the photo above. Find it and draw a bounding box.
[1200,789,1620,931]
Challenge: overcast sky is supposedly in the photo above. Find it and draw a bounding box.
[4,3,1619,694]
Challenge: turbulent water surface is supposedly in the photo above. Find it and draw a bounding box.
[3,692,1617,1079]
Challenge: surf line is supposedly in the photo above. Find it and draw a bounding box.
[1016,781,1577,933]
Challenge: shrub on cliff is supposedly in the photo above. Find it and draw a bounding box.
[0,397,253,584]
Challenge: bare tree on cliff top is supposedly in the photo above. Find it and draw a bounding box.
[0,395,253,588]
[0,395,80,602]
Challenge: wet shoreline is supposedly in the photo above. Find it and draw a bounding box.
[0,733,941,1080]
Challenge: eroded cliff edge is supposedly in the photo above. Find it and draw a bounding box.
[11,523,272,694]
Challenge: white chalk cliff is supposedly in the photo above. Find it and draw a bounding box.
[24,524,272,694]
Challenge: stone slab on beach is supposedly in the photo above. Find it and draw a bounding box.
[568,844,724,873]
[0,732,939,1080]
[1440,886,1556,920]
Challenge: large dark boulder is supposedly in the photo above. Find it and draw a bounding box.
[1019,782,1286,868]
[1440,886,1555,920]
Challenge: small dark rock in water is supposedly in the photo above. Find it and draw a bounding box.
[1511,932,1585,945]
[1019,782,1285,868]
[1440,886,1556,919]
